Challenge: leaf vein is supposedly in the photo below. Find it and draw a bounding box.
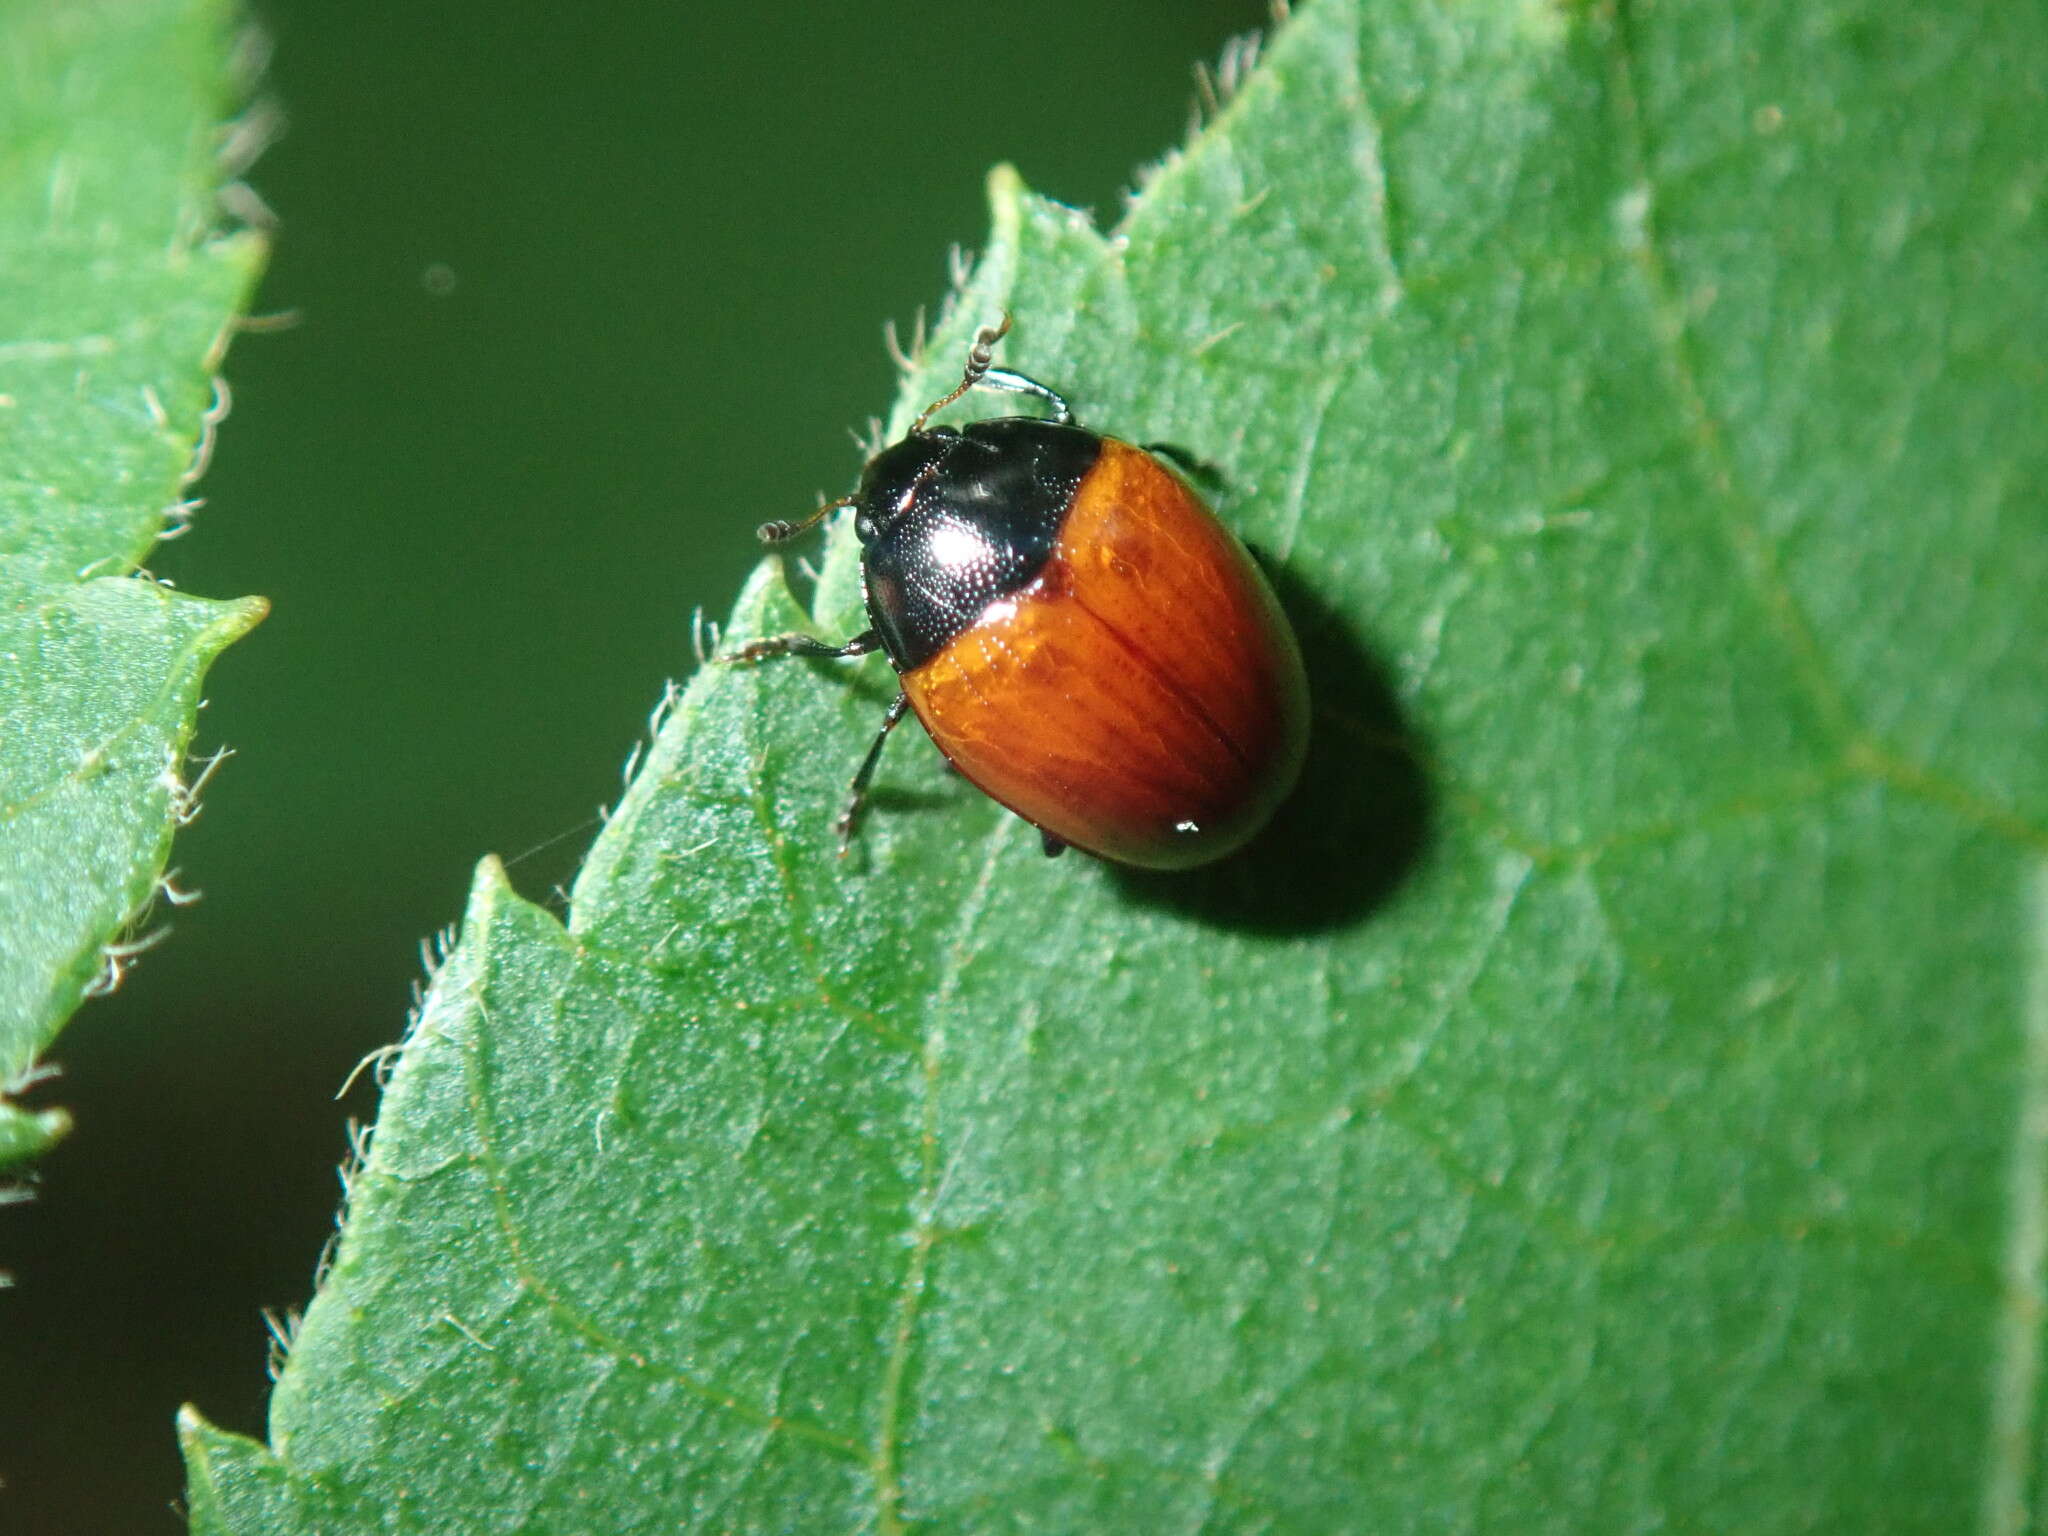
[452,944,865,1464]
[1978,858,2048,1536]
[1607,4,2046,859]
[870,813,1013,1532]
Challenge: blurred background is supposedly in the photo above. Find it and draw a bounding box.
[0,0,1268,1527]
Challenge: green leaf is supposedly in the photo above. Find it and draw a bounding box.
[0,0,267,1167]
[183,0,2047,1527]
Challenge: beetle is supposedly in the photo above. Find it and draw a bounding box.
[724,316,1308,870]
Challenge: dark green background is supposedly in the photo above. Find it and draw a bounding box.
[2,1,1265,1527]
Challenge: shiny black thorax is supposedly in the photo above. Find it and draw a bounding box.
[855,416,1103,673]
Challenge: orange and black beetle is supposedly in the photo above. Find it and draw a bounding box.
[727,318,1308,870]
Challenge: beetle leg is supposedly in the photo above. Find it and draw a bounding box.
[909,314,1075,431]
[836,692,912,851]
[1141,440,1222,484]
[976,367,1073,425]
[721,629,881,665]
[1039,829,1068,859]
[911,314,1012,431]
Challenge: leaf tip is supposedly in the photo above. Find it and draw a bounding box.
[175,590,271,663]
[986,160,1029,222]
[176,1401,272,1460]
[222,592,270,637]
[178,1404,296,1532]
[0,1102,74,1167]
[978,163,1040,292]
[471,852,515,906]
[175,1401,250,1487]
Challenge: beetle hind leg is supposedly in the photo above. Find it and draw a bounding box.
[1141,440,1223,486]
[835,692,912,852]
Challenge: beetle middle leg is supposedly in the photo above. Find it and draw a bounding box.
[719,632,905,850]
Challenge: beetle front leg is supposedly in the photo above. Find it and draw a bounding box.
[720,629,882,666]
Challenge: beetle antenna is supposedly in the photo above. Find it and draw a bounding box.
[910,312,1013,433]
[757,494,855,545]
